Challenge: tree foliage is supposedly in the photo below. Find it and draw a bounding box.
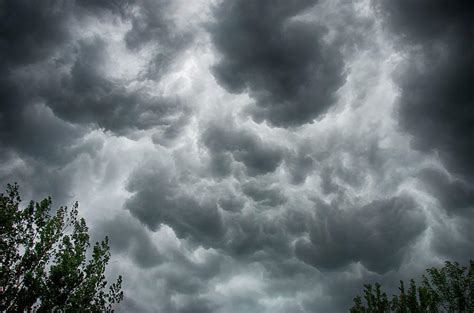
[0,183,123,312]
[351,260,474,312]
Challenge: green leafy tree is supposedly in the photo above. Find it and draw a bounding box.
[0,183,123,312]
[351,283,390,313]
[350,260,474,312]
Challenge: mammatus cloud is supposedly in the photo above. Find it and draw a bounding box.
[210,0,346,127]
[201,120,285,176]
[295,196,426,274]
[376,0,474,180]
[1,0,472,312]
[125,158,225,245]
[0,0,193,198]
[375,0,474,267]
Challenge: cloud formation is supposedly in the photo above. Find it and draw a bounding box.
[202,120,285,176]
[125,157,225,245]
[377,0,474,180]
[1,0,472,312]
[210,0,346,127]
[296,196,426,273]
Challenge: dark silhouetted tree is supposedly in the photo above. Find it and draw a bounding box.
[0,183,123,312]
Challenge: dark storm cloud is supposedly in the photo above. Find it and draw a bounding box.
[79,0,132,14]
[0,0,80,162]
[225,213,295,258]
[4,1,468,312]
[376,0,474,180]
[0,100,85,165]
[0,1,118,200]
[0,1,71,66]
[241,180,286,207]
[0,147,78,205]
[419,168,474,216]
[44,37,187,134]
[375,1,474,269]
[173,297,216,313]
[146,242,225,313]
[124,152,293,260]
[217,191,245,212]
[158,249,224,295]
[209,0,345,127]
[283,147,315,185]
[431,215,474,263]
[295,196,426,273]
[202,121,285,176]
[125,160,225,245]
[418,167,474,262]
[111,220,226,313]
[0,0,193,200]
[98,215,163,268]
[0,0,193,137]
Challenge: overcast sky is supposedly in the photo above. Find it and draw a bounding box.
[1,0,473,312]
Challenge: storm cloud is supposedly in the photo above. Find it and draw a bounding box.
[376,0,474,180]
[202,120,285,176]
[1,0,472,312]
[374,1,474,271]
[295,196,426,274]
[209,0,346,127]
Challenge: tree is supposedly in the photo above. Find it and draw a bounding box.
[350,260,474,312]
[0,183,123,312]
